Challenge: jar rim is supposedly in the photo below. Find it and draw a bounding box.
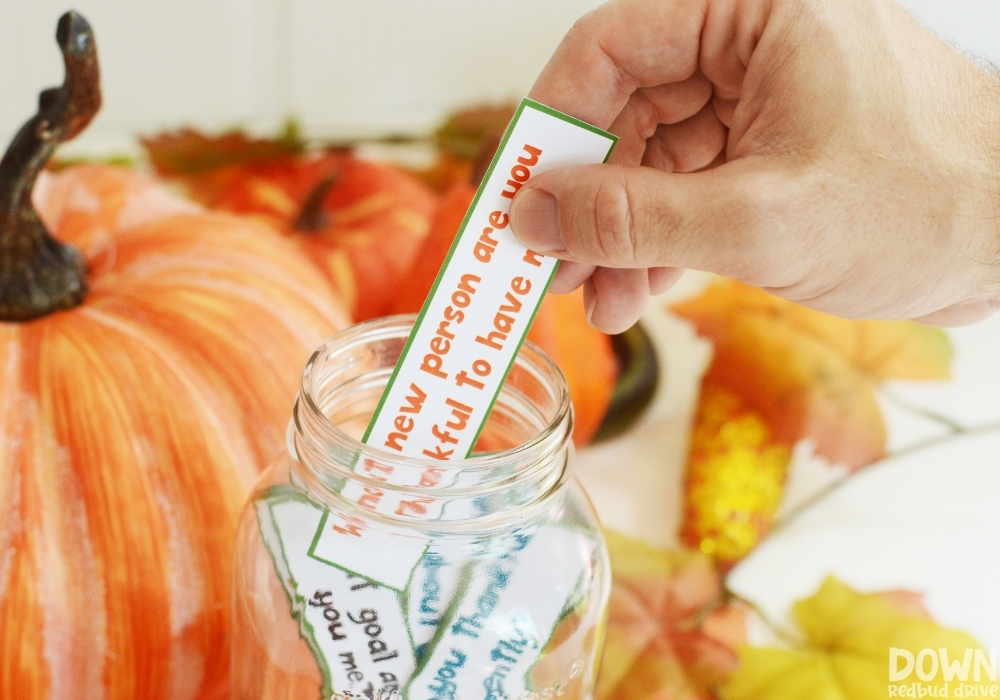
[294,314,573,493]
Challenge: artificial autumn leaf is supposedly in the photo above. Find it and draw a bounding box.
[720,577,997,700]
[433,101,518,160]
[672,280,952,564]
[672,280,952,469]
[416,102,518,193]
[596,530,747,700]
[142,121,305,176]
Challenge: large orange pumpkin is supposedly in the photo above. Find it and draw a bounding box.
[0,15,348,699]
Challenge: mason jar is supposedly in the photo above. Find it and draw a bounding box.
[231,315,611,700]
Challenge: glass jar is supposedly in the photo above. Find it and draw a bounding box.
[232,316,611,700]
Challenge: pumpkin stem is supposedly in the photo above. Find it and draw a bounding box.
[0,11,100,321]
[293,175,338,232]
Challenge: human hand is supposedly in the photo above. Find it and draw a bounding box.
[510,0,1000,333]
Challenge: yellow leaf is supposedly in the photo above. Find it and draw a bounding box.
[721,577,996,700]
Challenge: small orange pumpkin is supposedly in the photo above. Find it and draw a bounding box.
[0,15,348,699]
[144,134,438,322]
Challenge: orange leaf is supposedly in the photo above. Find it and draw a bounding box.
[671,280,951,469]
[596,531,746,700]
[433,102,518,160]
[142,123,305,177]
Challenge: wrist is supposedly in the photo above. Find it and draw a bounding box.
[963,73,1000,317]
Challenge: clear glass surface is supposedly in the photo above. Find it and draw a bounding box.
[232,316,610,700]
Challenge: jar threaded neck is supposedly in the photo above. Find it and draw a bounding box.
[289,315,573,528]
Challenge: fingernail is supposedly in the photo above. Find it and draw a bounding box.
[510,188,562,252]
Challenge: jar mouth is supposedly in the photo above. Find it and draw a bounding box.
[290,315,573,524]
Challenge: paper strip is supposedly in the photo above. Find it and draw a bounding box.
[258,492,418,697]
[404,525,594,700]
[363,98,617,460]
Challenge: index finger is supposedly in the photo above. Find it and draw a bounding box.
[528,0,711,129]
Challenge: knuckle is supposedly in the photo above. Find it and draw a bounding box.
[570,7,599,34]
[576,169,640,266]
[722,169,806,281]
[628,92,660,141]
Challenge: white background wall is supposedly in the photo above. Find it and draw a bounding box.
[1,0,999,156]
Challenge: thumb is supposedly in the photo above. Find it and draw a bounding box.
[509,162,782,279]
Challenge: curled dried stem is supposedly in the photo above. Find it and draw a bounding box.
[0,11,100,320]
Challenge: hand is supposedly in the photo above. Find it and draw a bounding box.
[510,0,1000,334]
